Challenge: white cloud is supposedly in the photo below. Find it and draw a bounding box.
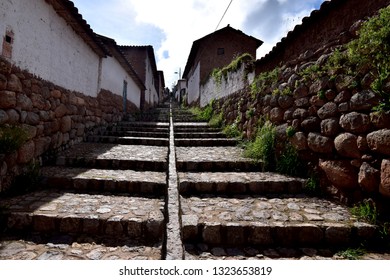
[72,0,324,88]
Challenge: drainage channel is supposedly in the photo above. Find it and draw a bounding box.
[164,102,184,260]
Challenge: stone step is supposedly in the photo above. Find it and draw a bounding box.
[55,143,168,172]
[175,138,237,147]
[181,196,377,248]
[174,132,226,139]
[87,136,169,146]
[173,117,204,122]
[178,172,305,196]
[41,167,166,196]
[176,147,260,172]
[100,131,169,138]
[174,123,221,133]
[116,121,170,128]
[0,236,162,260]
[1,190,165,245]
[109,126,169,133]
[135,115,169,122]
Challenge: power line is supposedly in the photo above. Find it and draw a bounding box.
[215,0,233,31]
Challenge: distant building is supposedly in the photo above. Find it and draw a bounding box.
[182,25,263,105]
[120,46,159,109]
[157,70,166,103]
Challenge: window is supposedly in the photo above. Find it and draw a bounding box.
[5,35,12,44]
[217,48,225,55]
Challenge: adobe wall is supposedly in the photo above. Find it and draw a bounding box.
[256,0,390,73]
[0,57,138,193]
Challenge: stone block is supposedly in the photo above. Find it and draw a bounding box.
[353,222,377,240]
[297,224,323,245]
[307,133,333,153]
[324,223,351,245]
[145,211,164,242]
[182,215,199,241]
[225,223,245,245]
[367,129,390,156]
[202,222,222,245]
[319,160,358,190]
[340,112,371,133]
[0,90,16,109]
[60,215,81,233]
[358,162,380,193]
[380,159,390,197]
[248,223,274,245]
[18,140,35,164]
[83,215,100,234]
[6,74,22,92]
[105,215,124,236]
[7,212,32,230]
[33,214,56,232]
[334,133,360,158]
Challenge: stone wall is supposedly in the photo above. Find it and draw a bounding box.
[0,57,139,193]
[256,0,390,73]
[208,18,390,205]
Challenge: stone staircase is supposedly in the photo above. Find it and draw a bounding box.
[0,104,171,260]
[172,105,378,259]
[0,102,380,260]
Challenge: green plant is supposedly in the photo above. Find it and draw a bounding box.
[281,86,292,96]
[246,108,255,119]
[299,64,322,81]
[244,121,276,171]
[189,100,215,122]
[338,248,366,260]
[286,126,296,138]
[276,143,302,177]
[250,67,280,96]
[223,123,242,138]
[351,200,378,224]
[304,174,321,195]
[347,6,390,109]
[317,90,326,100]
[211,53,254,85]
[0,125,28,154]
[209,112,224,128]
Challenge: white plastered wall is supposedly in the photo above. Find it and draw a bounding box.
[0,0,100,97]
[100,56,141,109]
[186,62,200,105]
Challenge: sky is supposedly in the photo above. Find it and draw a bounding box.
[72,0,325,88]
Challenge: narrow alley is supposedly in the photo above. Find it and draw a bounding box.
[0,101,383,260]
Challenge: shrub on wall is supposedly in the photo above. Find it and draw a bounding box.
[244,121,276,171]
[347,6,390,111]
[0,125,28,154]
[211,53,254,85]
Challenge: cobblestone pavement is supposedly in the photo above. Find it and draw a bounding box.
[178,172,305,195]
[57,143,168,163]
[41,167,166,195]
[0,238,161,260]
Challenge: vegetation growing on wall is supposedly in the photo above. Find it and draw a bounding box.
[211,53,254,85]
[189,99,215,121]
[0,125,28,154]
[249,6,390,111]
[250,67,280,96]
